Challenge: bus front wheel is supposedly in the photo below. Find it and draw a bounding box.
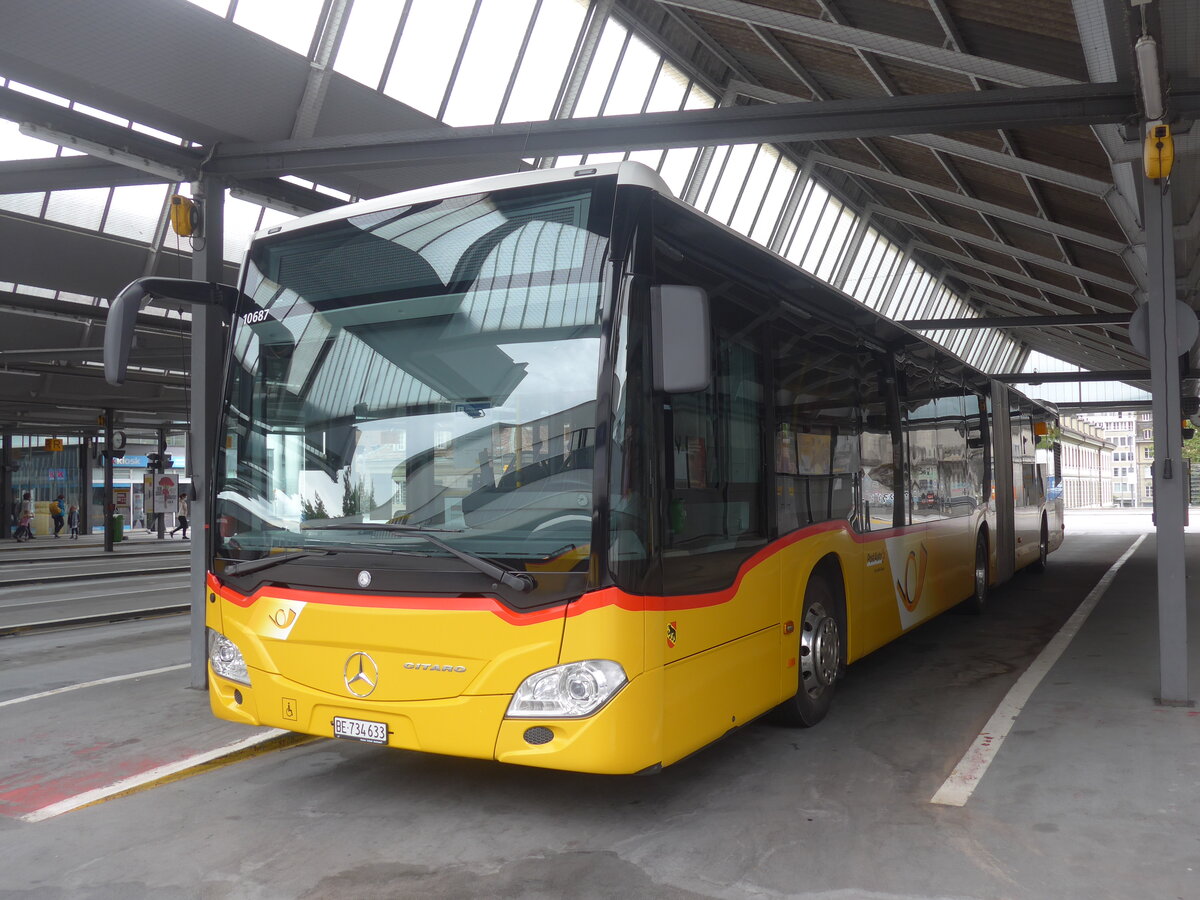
[772,578,842,728]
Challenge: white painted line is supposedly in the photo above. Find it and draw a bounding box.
[0,585,186,609]
[0,664,188,709]
[931,534,1146,807]
[21,728,289,823]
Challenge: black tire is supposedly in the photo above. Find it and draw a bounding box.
[960,533,989,615]
[771,577,843,728]
[1031,519,1049,573]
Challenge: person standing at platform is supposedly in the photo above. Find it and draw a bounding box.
[67,504,80,539]
[50,494,66,538]
[170,494,189,539]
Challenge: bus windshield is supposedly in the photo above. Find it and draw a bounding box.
[214,178,615,575]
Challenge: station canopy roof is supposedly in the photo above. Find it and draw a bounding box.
[0,0,1197,432]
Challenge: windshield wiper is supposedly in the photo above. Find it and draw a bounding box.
[222,549,330,577]
[308,523,538,593]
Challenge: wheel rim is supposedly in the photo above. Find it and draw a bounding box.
[975,544,987,600]
[800,601,840,698]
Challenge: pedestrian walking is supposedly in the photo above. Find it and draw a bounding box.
[50,494,66,538]
[67,504,80,539]
[15,492,33,542]
[170,494,189,539]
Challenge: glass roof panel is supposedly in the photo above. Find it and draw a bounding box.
[602,34,659,116]
[729,146,778,236]
[443,0,538,126]
[501,0,588,124]
[104,184,170,242]
[658,147,699,197]
[645,62,688,113]
[384,0,475,118]
[43,187,110,231]
[0,192,46,217]
[0,119,58,160]
[333,0,408,89]
[222,191,266,263]
[571,18,627,119]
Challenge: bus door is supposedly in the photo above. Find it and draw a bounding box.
[1012,417,1043,567]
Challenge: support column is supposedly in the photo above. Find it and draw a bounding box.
[1,434,11,540]
[189,178,226,690]
[78,438,90,535]
[103,410,114,553]
[990,383,1015,585]
[157,428,167,540]
[1145,177,1190,706]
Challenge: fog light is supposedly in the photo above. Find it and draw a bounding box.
[506,660,626,718]
[523,726,554,745]
[207,628,250,685]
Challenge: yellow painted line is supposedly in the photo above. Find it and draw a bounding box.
[21,730,320,823]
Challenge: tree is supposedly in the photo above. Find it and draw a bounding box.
[300,495,329,520]
[341,473,374,516]
[1183,429,1200,464]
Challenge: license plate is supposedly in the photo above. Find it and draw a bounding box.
[332,716,388,745]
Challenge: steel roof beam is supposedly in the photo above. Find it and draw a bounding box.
[867,204,1136,293]
[0,156,166,193]
[203,83,1174,178]
[815,154,1128,255]
[653,0,1077,87]
[954,274,1109,317]
[992,369,1150,383]
[726,80,1114,197]
[903,313,1131,330]
[958,293,1136,368]
[0,86,341,213]
[919,246,1128,312]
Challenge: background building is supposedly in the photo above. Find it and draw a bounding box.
[1078,411,1138,507]
[1057,416,1113,508]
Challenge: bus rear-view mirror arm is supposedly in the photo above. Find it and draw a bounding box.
[104,277,243,386]
[651,284,711,394]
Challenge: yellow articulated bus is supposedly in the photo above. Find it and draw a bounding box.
[143,162,1064,773]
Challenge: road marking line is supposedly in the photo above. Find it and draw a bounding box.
[0,585,187,609]
[20,729,297,823]
[0,664,188,708]
[931,534,1145,807]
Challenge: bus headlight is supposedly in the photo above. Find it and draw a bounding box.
[207,628,250,685]
[506,660,627,718]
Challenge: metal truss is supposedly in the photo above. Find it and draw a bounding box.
[653,0,1076,87]
[199,83,1183,178]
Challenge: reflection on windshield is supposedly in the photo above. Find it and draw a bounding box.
[215,180,612,572]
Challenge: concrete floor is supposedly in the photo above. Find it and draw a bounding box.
[1,513,1197,899]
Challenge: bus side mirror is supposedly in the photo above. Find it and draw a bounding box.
[651,284,711,393]
[104,277,242,386]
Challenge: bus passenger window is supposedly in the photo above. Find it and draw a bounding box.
[660,301,765,593]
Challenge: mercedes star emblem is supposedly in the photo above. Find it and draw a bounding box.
[357,570,372,588]
[343,651,379,698]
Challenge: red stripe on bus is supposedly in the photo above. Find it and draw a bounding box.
[207,517,935,623]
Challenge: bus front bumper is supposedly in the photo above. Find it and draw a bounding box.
[209,665,663,775]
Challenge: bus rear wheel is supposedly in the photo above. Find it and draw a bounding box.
[1032,519,1049,572]
[960,533,989,615]
[772,578,842,728]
